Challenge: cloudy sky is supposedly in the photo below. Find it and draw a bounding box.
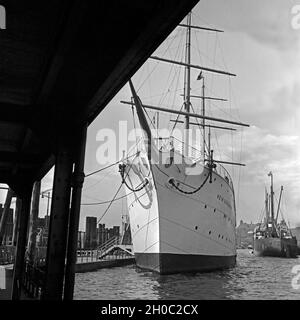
[1,0,299,231]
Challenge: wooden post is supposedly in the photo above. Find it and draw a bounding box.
[27,181,41,264]
[64,124,87,300]
[12,198,22,246]
[42,145,73,300]
[0,188,14,245]
[11,186,33,300]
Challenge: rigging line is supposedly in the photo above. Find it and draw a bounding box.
[158,34,183,107]
[85,153,136,178]
[143,105,157,130]
[83,165,115,191]
[81,190,134,206]
[208,100,240,121]
[165,35,186,130]
[96,183,124,224]
[94,154,138,223]
[162,62,181,108]
[126,189,148,209]
[237,127,244,211]
[131,103,138,144]
[143,87,183,100]
[155,28,186,56]
[206,101,222,162]
[170,103,185,135]
[82,153,142,207]
[210,32,218,91]
[190,103,208,153]
[169,60,184,131]
[137,28,184,92]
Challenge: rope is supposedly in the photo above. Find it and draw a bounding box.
[96,183,124,225]
[81,192,134,206]
[123,178,149,192]
[95,154,139,224]
[119,161,149,193]
[85,153,136,178]
[169,171,210,195]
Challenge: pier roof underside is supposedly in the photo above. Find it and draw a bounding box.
[0,0,199,193]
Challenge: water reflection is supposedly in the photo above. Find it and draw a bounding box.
[74,249,300,300]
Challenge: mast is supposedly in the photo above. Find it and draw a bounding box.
[201,75,205,160]
[275,186,283,225]
[183,12,192,156]
[265,187,269,224]
[268,171,275,233]
[208,125,211,161]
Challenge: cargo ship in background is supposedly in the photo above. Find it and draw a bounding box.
[253,172,298,258]
[119,11,249,274]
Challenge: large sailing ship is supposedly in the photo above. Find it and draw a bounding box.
[253,172,298,258]
[119,12,249,274]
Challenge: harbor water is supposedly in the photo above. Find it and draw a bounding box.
[74,249,300,300]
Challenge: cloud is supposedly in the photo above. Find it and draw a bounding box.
[207,0,300,53]
[237,126,300,224]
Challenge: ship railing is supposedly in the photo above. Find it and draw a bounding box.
[22,260,45,299]
[155,136,203,160]
[96,235,120,258]
[154,136,234,187]
[214,163,234,189]
[18,246,47,300]
[129,135,204,164]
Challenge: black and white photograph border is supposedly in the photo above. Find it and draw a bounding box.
[0,0,299,308]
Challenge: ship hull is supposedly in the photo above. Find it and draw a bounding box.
[124,146,237,274]
[254,237,298,258]
[135,253,236,274]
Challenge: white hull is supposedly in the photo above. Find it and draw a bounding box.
[123,144,237,274]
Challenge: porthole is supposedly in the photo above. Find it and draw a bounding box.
[214,208,216,212]
[209,231,211,235]
[218,234,220,238]
[204,205,207,209]
[195,226,198,230]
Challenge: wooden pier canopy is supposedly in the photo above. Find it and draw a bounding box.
[0,0,200,299]
[0,0,198,191]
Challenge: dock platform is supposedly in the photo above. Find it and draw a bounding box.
[76,257,135,273]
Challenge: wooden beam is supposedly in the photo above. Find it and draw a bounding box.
[27,181,41,264]
[11,185,33,300]
[84,0,200,124]
[0,188,14,245]
[64,124,87,300]
[43,145,73,300]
